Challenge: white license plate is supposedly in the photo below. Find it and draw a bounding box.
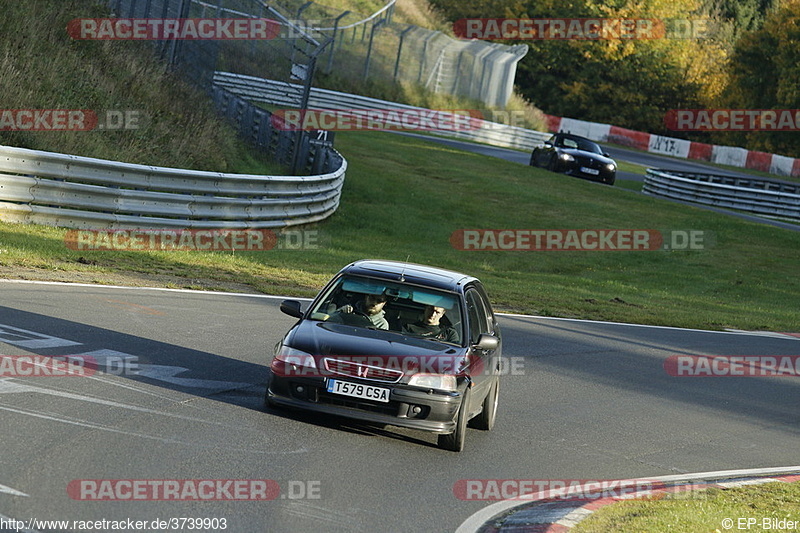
[580,166,600,175]
[327,379,390,403]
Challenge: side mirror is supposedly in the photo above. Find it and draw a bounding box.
[544,141,553,148]
[603,152,610,157]
[280,300,304,319]
[474,333,499,351]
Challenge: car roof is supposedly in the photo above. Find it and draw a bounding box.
[556,132,598,144]
[340,260,477,292]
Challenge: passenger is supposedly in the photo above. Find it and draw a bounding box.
[403,305,459,343]
[330,293,389,330]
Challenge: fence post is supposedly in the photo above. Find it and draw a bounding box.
[363,19,385,81]
[417,31,441,84]
[326,11,350,74]
[289,1,314,63]
[394,26,413,80]
[290,65,315,174]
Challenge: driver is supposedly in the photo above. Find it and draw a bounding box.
[403,305,459,343]
[329,293,389,329]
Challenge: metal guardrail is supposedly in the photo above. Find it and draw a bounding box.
[213,72,551,151]
[644,169,800,220]
[0,144,346,229]
[211,83,344,176]
[0,1,348,231]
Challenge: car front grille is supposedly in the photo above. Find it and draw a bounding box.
[322,358,404,383]
[576,156,603,168]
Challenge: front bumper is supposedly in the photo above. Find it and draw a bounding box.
[564,166,615,183]
[266,370,463,434]
[563,159,615,183]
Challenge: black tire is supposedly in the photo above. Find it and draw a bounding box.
[547,155,559,172]
[438,387,470,452]
[529,150,538,166]
[470,378,498,431]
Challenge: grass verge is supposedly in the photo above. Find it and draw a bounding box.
[572,481,800,532]
[2,130,799,332]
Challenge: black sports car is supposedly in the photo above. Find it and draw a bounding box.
[530,133,617,185]
[266,259,502,452]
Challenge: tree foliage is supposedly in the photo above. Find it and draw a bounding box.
[713,0,800,155]
[429,0,795,151]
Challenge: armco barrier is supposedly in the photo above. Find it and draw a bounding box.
[644,169,800,220]
[0,144,346,229]
[211,74,800,222]
[212,72,551,151]
[221,71,800,182]
[548,114,800,178]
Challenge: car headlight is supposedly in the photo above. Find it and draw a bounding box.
[605,163,616,171]
[408,373,457,392]
[271,346,317,376]
[559,153,575,162]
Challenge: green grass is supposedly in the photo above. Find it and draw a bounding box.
[572,482,800,532]
[2,130,799,332]
[1,0,798,332]
[614,160,648,192]
[0,0,284,174]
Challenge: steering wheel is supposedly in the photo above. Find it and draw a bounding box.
[336,310,374,328]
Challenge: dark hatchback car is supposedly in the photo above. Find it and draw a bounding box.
[530,132,617,185]
[266,260,502,452]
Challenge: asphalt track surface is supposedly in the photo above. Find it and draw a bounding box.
[394,131,800,232]
[1,281,798,532]
[394,131,762,182]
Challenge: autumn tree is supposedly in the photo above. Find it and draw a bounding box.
[713,0,800,155]
[431,0,730,134]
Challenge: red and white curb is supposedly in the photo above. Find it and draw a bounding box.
[544,114,800,178]
[456,467,800,533]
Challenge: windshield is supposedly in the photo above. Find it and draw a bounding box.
[309,274,463,345]
[557,136,603,154]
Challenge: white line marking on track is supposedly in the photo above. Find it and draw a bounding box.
[0,324,81,349]
[0,484,28,497]
[136,364,252,391]
[4,279,797,338]
[0,399,306,455]
[0,378,246,426]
